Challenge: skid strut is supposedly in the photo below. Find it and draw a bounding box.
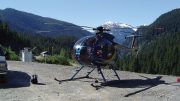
[96,65,120,83]
[55,65,121,88]
[97,66,107,83]
[91,65,121,90]
[70,66,84,80]
[110,65,120,80]
[55,66,96,83]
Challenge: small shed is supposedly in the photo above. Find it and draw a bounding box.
[21,48,32,62]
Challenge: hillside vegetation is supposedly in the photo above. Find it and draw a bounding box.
[117,9,180,76]
[0,21,77,64]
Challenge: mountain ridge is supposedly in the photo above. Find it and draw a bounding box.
[0,8,92,37]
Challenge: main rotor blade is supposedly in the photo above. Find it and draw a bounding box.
[80,26,95,29]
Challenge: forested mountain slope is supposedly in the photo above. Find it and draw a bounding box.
[117,9,180,76]
[0,8,91,37]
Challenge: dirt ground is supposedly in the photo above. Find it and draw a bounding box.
[0,61,179,101]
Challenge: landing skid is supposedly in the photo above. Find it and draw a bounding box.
[55,66,95,84]
[90,80,121,90]
[54,76,93,84]
[55,64,121,89]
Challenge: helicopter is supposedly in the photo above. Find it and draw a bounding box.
[54,25,141,86]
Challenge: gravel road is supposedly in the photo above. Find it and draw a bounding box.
[0,61,179,101]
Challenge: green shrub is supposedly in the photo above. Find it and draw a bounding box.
[36,55,71,66]
[3,47,19,61]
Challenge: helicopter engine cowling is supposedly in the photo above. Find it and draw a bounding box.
[73,35,116,66]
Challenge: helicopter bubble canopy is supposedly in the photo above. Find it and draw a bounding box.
[72,35,116,66]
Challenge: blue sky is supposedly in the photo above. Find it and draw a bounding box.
[0,0,180,27]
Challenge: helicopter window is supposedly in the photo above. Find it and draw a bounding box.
[74,36,95,46]
[85,37,96,46]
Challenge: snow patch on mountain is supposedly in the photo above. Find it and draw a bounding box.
[102,21,137,44]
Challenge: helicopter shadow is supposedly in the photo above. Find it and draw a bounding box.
[0,70,31,89]
[111,76,180,97]
[92,76,179,97]
[106,76,165,88]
